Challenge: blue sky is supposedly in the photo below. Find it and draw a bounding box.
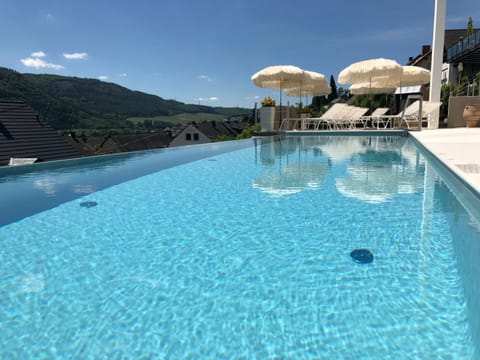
[0,0,477,109]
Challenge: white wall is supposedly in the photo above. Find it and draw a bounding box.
[169,124,211,147]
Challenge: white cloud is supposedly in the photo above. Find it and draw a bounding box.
[31,51,46,58]
[98,75,109,81]
[21,57,64,70]
[63,52,88,60]
[198,74,213,82]
[34,177,59,195]
[119,73,128,77]
[195,96,219,102]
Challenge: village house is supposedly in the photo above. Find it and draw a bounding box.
[169,120,250,147]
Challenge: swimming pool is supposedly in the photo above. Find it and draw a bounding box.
[1,135,479,358]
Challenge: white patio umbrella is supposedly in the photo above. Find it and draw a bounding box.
[304,70,328,86]
[399,66,431,86]
[252,65,310,124]
[284,71,330,109]
[335,159,424,203]
[372,65,431,88]
[252,65,306,87]
[339,58,403,111]
[316,137,368,162]
[251,65,308,106]
[285,84,331,97]
[349,82,395,119]
[284,73,331,96]
[338,58,403,85]
[349,82,396,95]
[253,162,329,196]
[369,65,431,115]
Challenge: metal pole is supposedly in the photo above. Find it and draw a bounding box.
[429,0,447,129]
[418,98,423,131]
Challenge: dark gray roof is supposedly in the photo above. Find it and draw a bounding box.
[111,133,170,152]
[194,120,249,140]
[0,99,82,166]
[65,132,170,155]
[223,121,250,133]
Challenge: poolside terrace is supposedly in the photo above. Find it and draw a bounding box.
[410,128,480,195]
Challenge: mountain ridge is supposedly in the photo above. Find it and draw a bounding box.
[0,67,250,130]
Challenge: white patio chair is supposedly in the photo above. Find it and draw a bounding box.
[376,101,421,129]
[325,105,355,130]
[359,107,390,129]
[347,106,370,129]
[303,103,349,130]
[400,101,442,129]
[323,105,368,130]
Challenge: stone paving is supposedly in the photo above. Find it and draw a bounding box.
[411,128,480,195]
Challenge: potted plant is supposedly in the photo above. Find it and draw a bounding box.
[261,96,276,107]
[259,97,276,131]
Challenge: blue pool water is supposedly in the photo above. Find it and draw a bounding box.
[0,135,479,359]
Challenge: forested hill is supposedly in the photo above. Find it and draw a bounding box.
[0,67,250,130]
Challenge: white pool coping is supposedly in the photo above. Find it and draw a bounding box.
[410,128,480,195]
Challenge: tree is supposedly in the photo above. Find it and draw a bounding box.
[327,75,338,102]
[351,93,393,110]
[467,17,474,36]
[311,95,328,112]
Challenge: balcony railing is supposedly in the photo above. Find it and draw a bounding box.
[447,30,480,62]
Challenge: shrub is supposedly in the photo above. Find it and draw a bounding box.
[236,123,261,139]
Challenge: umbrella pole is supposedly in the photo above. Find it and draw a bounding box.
[369,78,373,114]
[279,88,282,130]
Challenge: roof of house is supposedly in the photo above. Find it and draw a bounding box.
[66,131,170,155]
[172,120,250,142]
[195,121,236,139]
[408,29,479,66]
[0,99,82,166]
[111,132,170,152]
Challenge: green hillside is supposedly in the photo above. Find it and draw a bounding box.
[0,67,250,130]
[128,113,227,127]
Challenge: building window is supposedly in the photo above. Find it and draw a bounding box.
[193,133,199,141]
[186,133,191,140]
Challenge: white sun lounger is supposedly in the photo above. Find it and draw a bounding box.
[303,103,349,130]
[313,105,368,130]
[375,101,421,129]
[345,106,369,129]
[359,107,390,129]
[400,101,442,129]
